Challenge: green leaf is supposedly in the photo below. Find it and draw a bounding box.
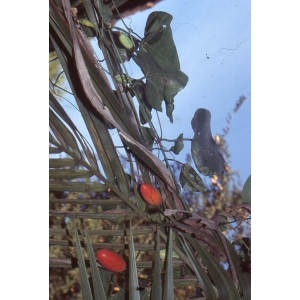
[242,175,251,203]
[129,220,141,300]
[163,228,174,300]
[179,163,207,192]
[49,108,81,159]
[191,109,225,176]
[181,237,217,300]
[141,126,156,149]
[85,228,108,299]
[49,158,78,168]
[78,18,100,34]
[49,169,93,179]
[119,32,134,50]
[169,133,184,155]
[74,219,94,300]
[186,234,241,300]
[133,51,188,123]
[150,232,162,300]
[49,181,108,192]
[226,239,251,300]
[133,12,188,123]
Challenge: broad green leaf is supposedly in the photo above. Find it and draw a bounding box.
[85,228,107,299]
[74,219,94,300]
[133,12,188,123]
[242,175,251,203]
[179,163,207,192]
[151,232,162,300]
[133,51,188,123]
[191,109,225,176]
[129,221,140,300]
[163,228,174,300]
[169,133,184,155]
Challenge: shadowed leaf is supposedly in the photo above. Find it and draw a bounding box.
[191,108,225,176]
[242,175,251,203]
[179,163,207,192]
[169,133,184,155]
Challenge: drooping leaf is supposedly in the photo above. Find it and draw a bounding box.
[179,163,207,192]
[169,133,184,155]
[191,108,225,176]
[133,51,188,123]
[163,228,174,300]
[242,175,251,203]
[133,11,188,123]
[150,231,162,300]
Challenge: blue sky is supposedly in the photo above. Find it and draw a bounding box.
[59,0,250,187]
[109,0,251,185]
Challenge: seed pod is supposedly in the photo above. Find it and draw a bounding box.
[139,183,162,206]
[96,249,126,272]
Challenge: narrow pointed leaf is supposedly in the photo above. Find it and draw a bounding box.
[186,234,241,300]
[181,237,217,300]
[163,228,174,300]
[49,169,93,179]
[225,239,251,300]
[150,232,162,300]
[49,181,107,192]
[49,158,78,168]
[129,221,140,300]
[49,108,81,158]
[85,228,107,300]
[74,220,94,300]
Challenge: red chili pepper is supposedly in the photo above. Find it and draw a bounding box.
[139,183,162,206]
[96,249,126,272]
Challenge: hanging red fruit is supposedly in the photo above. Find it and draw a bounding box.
[96,249,126,272]
[139,183,162,206]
